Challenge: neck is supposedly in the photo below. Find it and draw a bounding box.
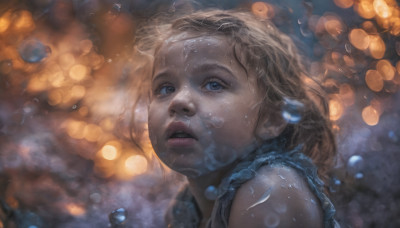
[187,165,234,223]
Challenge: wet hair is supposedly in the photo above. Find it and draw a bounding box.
[137,9,336,180]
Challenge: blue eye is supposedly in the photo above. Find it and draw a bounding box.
[159,85,175,95]
[205,81,224,91]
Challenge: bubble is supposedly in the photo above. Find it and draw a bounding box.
[354,172,364,179]
[264,212,280,228]
[274,202,287,214]
[19,39,49,63]
[281,98,304,124]
[329,177,341,193]
[204,185,218,200]
[90,192,102,203]
[388,131,398,142]
[347,155,364,177]
[109,208,127,226]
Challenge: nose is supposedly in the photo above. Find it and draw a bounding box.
[168,88,196,117]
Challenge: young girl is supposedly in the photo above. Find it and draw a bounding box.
[143,9,338,228]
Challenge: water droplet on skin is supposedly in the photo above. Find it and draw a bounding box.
[274,202,287,214]
[264,212,280,227]
[247,187,272,210]
[281,97,304,124]
[209,116,224,128]
[277,174,285,180]
[204,185,218,200]
[19,39,49,63]
[109,208,127,226]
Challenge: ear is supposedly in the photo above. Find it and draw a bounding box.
[255,113,287,141]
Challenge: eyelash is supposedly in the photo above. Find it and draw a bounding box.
[202,77,227,92]
[153,77,228,97]
[154,83,175,96]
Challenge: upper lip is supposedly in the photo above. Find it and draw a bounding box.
[166,122,197,140]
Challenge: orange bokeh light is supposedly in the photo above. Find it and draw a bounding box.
[101,145,118,160]
[324,16,344,37]
[339,83,355,106]
[124,155,148,176]
[251,2,274,19]
[0,11,11,33]
[349,28,370,50]
[329,97,344,121]
[355,0,376,19]
[376,59,395,80]
[334,0,354,9]
[66,119,86,139]
[83,124,103,142]
[14,10,35,31]
[362,105,380,126]
[369,35,386,59]
[69,64,88,81]
[65,203,86,216]
[373,0,392,19]
[365,69,384,92]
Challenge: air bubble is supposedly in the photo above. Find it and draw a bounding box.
[109,208,127,226]
[19,39,49,63]
[347,155,364,177]
[281,98,304,124]
[264,212,280,227]
[388,131,398,142]
[204,185,218,200]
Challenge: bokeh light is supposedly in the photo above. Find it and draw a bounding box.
[251,2,274,19]
[349,29,370,50]
[124,155,148,176]
[362,105,380,126]
[365,69,384,92]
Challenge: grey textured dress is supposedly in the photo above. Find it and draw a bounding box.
[166,144,339,228]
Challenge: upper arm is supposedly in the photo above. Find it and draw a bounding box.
[228,165,323,228]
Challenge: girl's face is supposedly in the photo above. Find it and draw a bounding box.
[148,33,262,178]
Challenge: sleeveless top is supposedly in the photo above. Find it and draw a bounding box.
[165,144,339,228]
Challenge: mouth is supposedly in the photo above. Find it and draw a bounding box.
[166,122,197,148]
[166,122,197,140]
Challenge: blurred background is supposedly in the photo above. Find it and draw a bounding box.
[0,0,399,227]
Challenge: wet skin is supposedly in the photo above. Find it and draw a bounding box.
[148,33,262,178]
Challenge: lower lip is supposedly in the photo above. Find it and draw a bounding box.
[167,138,196,147]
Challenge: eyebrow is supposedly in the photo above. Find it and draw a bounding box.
[153,63,237,82]
[192,63,237,79]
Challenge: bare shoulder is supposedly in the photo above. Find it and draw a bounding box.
[228,165,323,228]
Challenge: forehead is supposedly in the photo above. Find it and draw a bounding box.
[155,33,235,64]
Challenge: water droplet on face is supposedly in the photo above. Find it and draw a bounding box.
[204,185,218,200]
[274,202,287,214]
[264,212,280,227]
[19,39,49,63]
[281,97,304,124]
[109,208,127,226]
